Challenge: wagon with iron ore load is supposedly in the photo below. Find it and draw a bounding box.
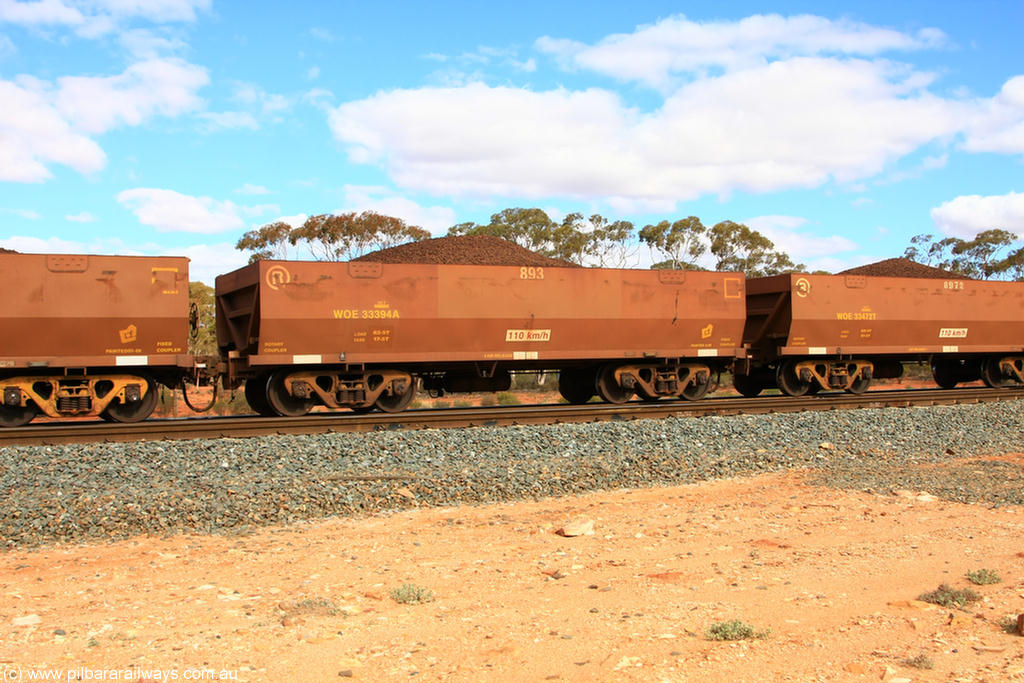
[0,253,195,426]
[216,259,747,415]
[734,272,1024,397]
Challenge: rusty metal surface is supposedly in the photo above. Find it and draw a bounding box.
[217,261,747,371]
[744,273,1024,358]
[0,253,191,369]
[2,387,1020,446]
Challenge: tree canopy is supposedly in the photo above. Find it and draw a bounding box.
[708,220,803,276]
[236,211,430,264]
[903,229,1024,280]
[638,216,707,270]
[449,208,637,267]
[234,206,804,275]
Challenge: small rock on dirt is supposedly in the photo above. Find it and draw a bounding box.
[12,614,41,626]
[555,517,595,537]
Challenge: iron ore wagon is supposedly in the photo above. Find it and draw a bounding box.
[734,272,1024,396]
[216,260,747,416]
[0,252,193,426]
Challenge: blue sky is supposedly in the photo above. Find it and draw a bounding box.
[1,0,1022,282]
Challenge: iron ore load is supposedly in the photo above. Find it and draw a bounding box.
[734,271,1024,396]
[0,252,194,426]
[216,236,747,416]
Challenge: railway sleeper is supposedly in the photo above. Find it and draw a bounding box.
[0,374,154,421]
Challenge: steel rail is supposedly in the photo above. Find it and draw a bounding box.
[1,386,1021,447]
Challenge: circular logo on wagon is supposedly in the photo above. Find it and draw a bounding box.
[795,277,811,298]
[266,265,291,290]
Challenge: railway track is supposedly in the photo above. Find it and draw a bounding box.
[1,386,1021,447]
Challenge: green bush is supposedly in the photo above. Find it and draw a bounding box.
[705,620,770,641]
[390,583,434,605]
[496,391,520,405]
[902,654,934,670]
[966,568,1001,585]
[918,584,981,609]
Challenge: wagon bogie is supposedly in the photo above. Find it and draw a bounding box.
[610,362,717,402]
[980,355,1024,388]
[0,372,160,422]
[248,366,417,416]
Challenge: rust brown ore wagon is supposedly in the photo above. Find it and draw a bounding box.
[216,260,747,415]
[734,273,1024,396]
[0,253,193,426]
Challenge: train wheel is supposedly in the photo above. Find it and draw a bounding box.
[732,373,763,398]
[0,402,37,427]
[847,376,871,394]
[101,375,158,423]
[375,379,416,413]
[266,370,314,417]
[775,361,811,397]
[244,374,277,416]
[980,358,1009,388]
[931,359,959,389]
[558,368,595,404]
[596,365,633,404]
[681,377,710,401]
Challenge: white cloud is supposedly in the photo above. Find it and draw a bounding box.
[536,14,945,90]
[240,203,279,217]
[93,0,210,23]
[233,82,290,115]
[197,110,259,131]
[56,58,208,134]
[328,57,971,205]
[176,242,248,285]
[65,210,95,222]
[0,78,107,181]
[0,33,16,56]
[0,234,87,252]
[234,183,270,195]
[0,233,245,285]
[273,213,307,228]
[340,185,457,235]
[306,65,320,80]
[0,0,83,26]
[0,0,209,36]
[0,58,206,181]
[963,75,1024,155]
[309,26,332,41]
[304,87,333,105]
[117,188,246,234]
[119,28,187,58]
[1,207,41,219]
[930,192,1024,239]
[331,83,637,199]
[744,215,859,262]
